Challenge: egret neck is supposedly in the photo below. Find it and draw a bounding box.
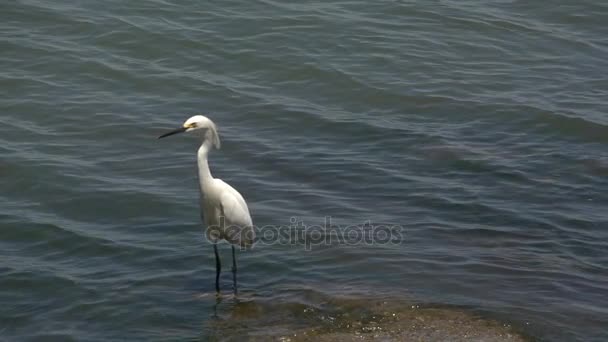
[197,138,214,191]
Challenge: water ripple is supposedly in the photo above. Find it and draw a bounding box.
[1,1,607,341]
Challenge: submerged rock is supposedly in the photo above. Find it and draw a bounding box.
[204,291,532,342]
[272,303,527,342]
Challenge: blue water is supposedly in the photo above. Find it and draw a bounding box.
[1,1,607,341]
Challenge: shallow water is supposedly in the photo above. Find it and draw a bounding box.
[1,1,607,341]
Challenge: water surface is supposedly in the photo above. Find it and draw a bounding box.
[1,1,607,341]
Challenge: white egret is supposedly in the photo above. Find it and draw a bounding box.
[158,115,254,294]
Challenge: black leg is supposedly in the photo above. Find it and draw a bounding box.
[214,243,221,293]
[231,245,238,295]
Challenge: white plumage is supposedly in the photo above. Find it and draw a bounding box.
[159,115,254,294]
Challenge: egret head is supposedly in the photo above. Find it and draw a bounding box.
[158,115,221,149]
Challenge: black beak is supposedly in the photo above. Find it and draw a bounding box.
[158,127,187,139]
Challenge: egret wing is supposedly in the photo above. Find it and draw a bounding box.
[217,180,254,247]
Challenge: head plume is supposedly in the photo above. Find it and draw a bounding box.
[205,118,221,149]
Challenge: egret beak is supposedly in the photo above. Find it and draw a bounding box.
[158,127,187,139]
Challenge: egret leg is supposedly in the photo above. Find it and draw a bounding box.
[214,243,221,293]
[231,245,238,295]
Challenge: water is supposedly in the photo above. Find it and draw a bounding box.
[1,1,607,341]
